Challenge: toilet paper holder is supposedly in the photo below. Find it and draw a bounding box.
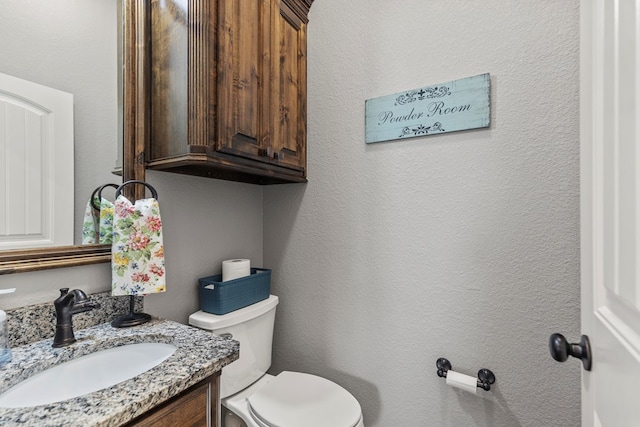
[436,358,496,391]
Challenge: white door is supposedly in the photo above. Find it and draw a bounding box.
[0,72,74,249]
[579,0,640,426]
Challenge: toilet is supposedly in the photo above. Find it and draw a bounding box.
[189,295,364,427]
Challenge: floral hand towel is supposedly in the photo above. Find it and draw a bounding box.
[98,198,115,244]
[81,197,100,244]
[111,195,166,296]
[82,197,115,245]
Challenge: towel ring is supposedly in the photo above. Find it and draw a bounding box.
[89,186,101,211]
[115,180,159,200]
[91,183,119,210]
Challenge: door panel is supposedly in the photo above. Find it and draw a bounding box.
[270,0,306,172]
[218,0,271,161]
[0,72,73,249]
[581,0,640,425]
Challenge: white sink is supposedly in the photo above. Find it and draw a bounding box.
[0,342,177,408]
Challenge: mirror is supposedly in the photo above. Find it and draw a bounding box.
[0,0,144,273]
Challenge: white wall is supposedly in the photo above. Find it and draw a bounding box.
[142,171,263,323]
[264,1,581,426]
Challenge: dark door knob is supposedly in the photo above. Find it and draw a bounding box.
[549,333,592,371]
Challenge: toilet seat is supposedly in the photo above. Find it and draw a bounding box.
[247,371,362,427]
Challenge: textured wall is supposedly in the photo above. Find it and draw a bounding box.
[142,171,264,324]
[264,1,581,426]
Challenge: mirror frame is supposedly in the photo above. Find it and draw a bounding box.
[0,0,147,275]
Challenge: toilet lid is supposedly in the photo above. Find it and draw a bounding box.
[248,371,362,427]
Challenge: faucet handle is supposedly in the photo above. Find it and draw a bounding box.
[72,289,90,303]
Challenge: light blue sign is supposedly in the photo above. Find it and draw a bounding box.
[365,73,490,144]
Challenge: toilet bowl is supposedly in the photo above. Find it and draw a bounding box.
[189,295,364,427]
[223,372,364,427]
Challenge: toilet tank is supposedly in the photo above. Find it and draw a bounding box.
[188,295,279,398]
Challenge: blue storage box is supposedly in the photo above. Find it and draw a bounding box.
[198,268,271,315]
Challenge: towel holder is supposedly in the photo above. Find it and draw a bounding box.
[110,179,161,329]
[90,183,120,210]
[89,186,100,211]
[436,357,496,391]
[115,180,159,200]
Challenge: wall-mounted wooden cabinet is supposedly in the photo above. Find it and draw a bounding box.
[147,0,312,185]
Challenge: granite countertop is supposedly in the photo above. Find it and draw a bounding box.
[0,318,239,427]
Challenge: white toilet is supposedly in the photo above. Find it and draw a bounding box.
[189,295,364,427]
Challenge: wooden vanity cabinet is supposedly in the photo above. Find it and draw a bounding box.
[147,0,312,185]
[125,372,220,427]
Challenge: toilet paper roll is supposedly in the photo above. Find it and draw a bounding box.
[445,370,477,394]
[222,259,251,282]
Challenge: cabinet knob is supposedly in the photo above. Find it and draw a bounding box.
[263,148,284,160]
[264,147,284,160]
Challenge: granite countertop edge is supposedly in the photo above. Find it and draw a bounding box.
[0,318,239,427]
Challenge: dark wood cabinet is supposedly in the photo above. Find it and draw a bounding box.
[270,0,308,174]
[125,373,220,427]
[146,0,313,185]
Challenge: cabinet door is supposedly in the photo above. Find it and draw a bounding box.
[126,374,220,427]
[217,0,271,163]
[269,0,307,173]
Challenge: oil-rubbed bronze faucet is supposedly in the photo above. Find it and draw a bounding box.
[52,288,100,348]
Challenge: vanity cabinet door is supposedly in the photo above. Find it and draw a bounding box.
[125,373,220,427]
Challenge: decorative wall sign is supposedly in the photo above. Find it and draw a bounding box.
[365,73,490,144]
